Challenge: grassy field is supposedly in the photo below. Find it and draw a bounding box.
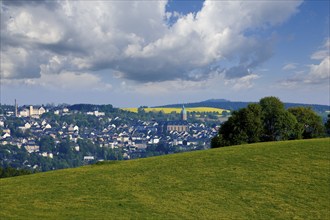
[1,138,329,219]
[122,107,229,114]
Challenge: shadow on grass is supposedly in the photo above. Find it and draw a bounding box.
[93,160,121,166]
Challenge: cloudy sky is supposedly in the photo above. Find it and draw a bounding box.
[1,0,329,107]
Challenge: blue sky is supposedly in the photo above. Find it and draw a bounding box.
[1,0,329,107]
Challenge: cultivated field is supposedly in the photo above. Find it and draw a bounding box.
[122,107,229,114]
[1,138,329,219]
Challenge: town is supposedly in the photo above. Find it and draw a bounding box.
[0,102,225,171]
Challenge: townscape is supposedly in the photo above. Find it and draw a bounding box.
[1,1,329,218]
[0,103,224,171]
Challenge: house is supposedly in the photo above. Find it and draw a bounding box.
[94,111,105,117]
[43,124,52,130]
[33,122,40,128]
[107,140,117,149]
[134,140,147,149]
[74,145,80,152]
[6,111,14,117]
[2,128,10,133]
[40,152,53,158]
[19,109,30,117]
[25,122,31,129]
[19,106,46,117]
[123,152,130,160]
[120,135,129,143]
[86,111,105,117]
[18,122,31,132]
[83,156,95,161]
[148,136,160,144]
[68,124,79,133]
[166,121,189,132]
[24,141,40,153]
[1,132,11,139]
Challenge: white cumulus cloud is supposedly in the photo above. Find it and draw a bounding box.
[280,38,330,87]
[282,63,298,71]
[1,0,302,88]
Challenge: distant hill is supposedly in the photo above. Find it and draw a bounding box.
[1,138,329,219]
[159,99,330,114]
[122,107,229,114]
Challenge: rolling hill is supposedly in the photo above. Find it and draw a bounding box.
[1,138,329,219]
[160,99,329,114]
[122,107,229,114]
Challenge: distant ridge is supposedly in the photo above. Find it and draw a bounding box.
[200,98,230,103]
[158,99,329,113]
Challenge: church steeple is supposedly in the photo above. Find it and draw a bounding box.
[181,105,187,121]
[15,99,18,117]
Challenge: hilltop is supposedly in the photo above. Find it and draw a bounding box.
[122,106,229,114]
[160,99,329,114]
[1,138,329,219]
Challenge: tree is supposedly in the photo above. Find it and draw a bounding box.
[211,96,302,148]
[276,110,301,140]
[58,139,73,159]
[211,104,263,148]
[259,97,299,141]
[211,135,223,148]
[38,136,56,152]
[288,107,325,139]
[242,104,263,143]
[0,167,32,178]
[325,114,330,136]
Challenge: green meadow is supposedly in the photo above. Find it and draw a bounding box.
[1,138,329,219]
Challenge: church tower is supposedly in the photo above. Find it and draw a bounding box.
[181,105,187,121]
[15,99,18,117]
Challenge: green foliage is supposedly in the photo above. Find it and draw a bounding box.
[4,117,29,138]
[211,97,323,148]
[58,140,72,155]
[259,96,299,141]
[69,104,115,113]
[288,107,325,138]
[0,166,32,178]
[325,114,330,135]
[38,136,56,152]
[0,145,28,168]
[210,134,223,148]
[0,139,329,219]
[212,103,263,147]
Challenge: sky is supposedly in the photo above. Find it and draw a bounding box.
[0,0,329,107]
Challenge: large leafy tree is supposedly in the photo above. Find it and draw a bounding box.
[211,96,303,148]
[38,136,56,152]
[259,97,299,141]
[325,114,330,136]
[211,103,263,147]
[288,107,325,138]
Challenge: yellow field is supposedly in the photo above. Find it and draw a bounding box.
[122,107,229,114]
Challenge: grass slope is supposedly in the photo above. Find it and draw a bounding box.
[121,107,229,114]
[1,138,329,219]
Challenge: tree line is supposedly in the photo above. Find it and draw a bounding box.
[211,97,328,148]
[0,167,33,178]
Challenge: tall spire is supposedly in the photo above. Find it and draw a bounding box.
[15,99,18,117]
[181,105,187,121]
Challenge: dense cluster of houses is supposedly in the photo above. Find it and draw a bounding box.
[0,105,220,163]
